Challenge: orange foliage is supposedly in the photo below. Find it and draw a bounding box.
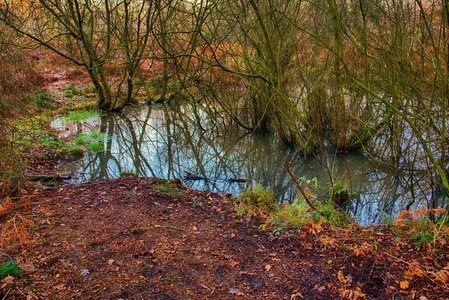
[0,197,14,218]
[394,208,448,226]
[1,214,34,248]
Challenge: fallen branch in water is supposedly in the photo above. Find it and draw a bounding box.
[184,171,246,183]
[24,175,71,182]
[286,163,318,212]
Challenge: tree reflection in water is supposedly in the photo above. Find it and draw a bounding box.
[54,104,445,225]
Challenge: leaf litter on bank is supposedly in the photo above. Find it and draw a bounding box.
[0,175,447,299]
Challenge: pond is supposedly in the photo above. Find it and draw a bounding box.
[52,103,446,225]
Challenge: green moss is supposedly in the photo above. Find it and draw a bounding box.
[62,85,83,98]
[73,101,97,110]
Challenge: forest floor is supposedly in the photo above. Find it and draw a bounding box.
[1,173,448,299]
[1,51,448,299]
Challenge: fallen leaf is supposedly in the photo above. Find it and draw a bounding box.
[310,223,323,234]
[265,264,272,271]
[338,271,347,284]
[400,280,409,290]
[345,274,353,283]
[229,288,243,295]
[19,261,36,273]
[1,275,14,288]
[26,291,38,300]
[341,289,366,299]
[291,292,303,299]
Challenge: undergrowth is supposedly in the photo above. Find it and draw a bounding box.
[63,110,99,122]
[153,180,185,198]
[235,181,352,236]
[394,208,449,251]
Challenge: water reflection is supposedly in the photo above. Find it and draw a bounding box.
[53,104,445,225]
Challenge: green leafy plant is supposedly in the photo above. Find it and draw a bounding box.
[191,197,203,207]
[331,181,351,204]
[267,220,295,236]
[265,199,311,229]
[68,145,84,159]
[0,260,23,278]
[314,200,351,225]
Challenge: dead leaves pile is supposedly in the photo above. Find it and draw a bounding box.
[0,190,35,248]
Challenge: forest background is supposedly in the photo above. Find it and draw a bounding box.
[1,0,448,201]
[0,0,449,298]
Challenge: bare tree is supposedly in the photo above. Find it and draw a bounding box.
[0,0,176,110]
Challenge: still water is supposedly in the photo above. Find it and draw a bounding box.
[52,103,444,225]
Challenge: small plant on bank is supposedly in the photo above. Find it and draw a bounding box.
[62,85,82,98]
[153,180,184,198]
[237,184,278,214]
[67,145,84,159]
[331,181,351,204]
[265,199,311,229]
[0,260,23,279]
[34,90,56,109]
[119,170,138,177]
[191,197,203,207]
[313,200,351,225]
[238,177,352,236]
[394,208,449,250]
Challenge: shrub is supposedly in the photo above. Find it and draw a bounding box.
[394,208,449,250]
[238,184,278,212]
[68,146,84,159]
[0,46,44,191]
[331,181,351,204]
